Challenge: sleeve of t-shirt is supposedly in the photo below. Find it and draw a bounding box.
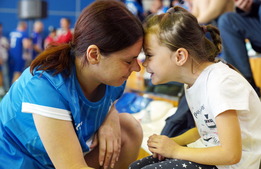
[21,75,72,121]
[208,74,250,117]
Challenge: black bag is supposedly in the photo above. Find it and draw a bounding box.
[161,95,195,137]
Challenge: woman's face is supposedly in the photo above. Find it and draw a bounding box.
[143,34,177,85]
[96,38,143,86]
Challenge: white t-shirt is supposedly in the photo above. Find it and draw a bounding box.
[0,36,9,61]
[185,62,261,169]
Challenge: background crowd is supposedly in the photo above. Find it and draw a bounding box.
[0,0,260,97]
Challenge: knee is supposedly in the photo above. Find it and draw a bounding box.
[120,113,143,145]
[218,12,235,29]
[219,12,245,31]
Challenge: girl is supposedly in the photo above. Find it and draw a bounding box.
[130,6,261,169]
[0,1,143,169]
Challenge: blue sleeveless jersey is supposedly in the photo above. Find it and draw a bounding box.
[0,67,125,168]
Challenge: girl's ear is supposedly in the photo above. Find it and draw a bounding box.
[86,45,101,64]
[174,48,188,66]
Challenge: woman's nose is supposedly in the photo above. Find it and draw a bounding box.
[131,59,141,72]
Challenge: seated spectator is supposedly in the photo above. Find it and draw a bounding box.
[192,0,234,25]
[125,0,145,21]
[170,0,192,12]
[218,0,261,96]
[44,26,57,48]
[56,17,72,43]
[146,0,169,16]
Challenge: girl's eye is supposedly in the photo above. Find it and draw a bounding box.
[146,54,153,58]
[126,61,132,64]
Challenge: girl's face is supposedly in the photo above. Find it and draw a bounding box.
[143,34,177,85]
[96,38,143,86]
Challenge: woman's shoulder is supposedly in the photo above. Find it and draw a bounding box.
[32,68,71,88]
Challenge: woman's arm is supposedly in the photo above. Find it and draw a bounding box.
[89,104,121,169]
[33,114,94,169]
[148,110,242,165]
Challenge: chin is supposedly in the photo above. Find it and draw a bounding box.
[151,78,167,85]
[109,80,126,87]
[151,79,160,85]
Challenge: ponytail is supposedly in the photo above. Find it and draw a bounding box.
[30,43,74,77]
[202,25,222,62]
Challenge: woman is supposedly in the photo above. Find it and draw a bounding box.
[0,1,144,169]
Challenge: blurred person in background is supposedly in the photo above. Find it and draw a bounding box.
[31,20,44,60]
[56,17,73,43]
[192,0,234,25]
[44,26,57,49]
[9,21,30,83]
[170,0,192,12]
[146,0,169,16]
[0,23,9,95]
[125,0,145,21]
[218,0,261,96]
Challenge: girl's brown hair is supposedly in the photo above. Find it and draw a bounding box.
[30,0,144,76]
[143,6,222,63]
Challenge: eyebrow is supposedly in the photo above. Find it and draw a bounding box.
[144,48,151,54]
[128,55,139,59]
[125,55,138,61]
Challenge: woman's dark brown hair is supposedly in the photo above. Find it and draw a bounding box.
[30,0,144,76]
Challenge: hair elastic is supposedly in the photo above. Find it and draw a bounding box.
[68,41,74,49]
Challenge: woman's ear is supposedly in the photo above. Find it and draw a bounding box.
[86,45,101,64]
[174,48,188,66]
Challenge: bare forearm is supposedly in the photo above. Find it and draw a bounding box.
[174,146,241,166]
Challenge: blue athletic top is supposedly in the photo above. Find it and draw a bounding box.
[0,67,125,168]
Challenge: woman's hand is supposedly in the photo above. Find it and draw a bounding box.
[147,134,181,159]
[94,105,121,169]
[235,0,253,12]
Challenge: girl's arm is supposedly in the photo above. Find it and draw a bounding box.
[148,110,242,165]
[33,114,94,169]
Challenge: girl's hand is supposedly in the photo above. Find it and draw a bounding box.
[147,134,181,159]
[152,153,165,161]
[96,105,121,169]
